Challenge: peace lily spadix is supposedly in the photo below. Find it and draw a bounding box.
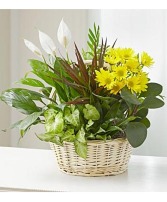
[24,39,42,58]
[57,19,71,49]
[39,30,56,57]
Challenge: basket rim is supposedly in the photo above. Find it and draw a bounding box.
[50,138,128,146]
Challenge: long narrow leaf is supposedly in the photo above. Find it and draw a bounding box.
[75,43,89,84]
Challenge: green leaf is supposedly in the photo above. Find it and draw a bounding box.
[96,127,106,134]
[140,83,163,97]
[104,102,120,120]
[86,133,95,140]
[45,112,64,133]
[0,89,42,114]
[140,118,150,128]
[118,116,137,126]
[44,108,58,122]
[51,136,63,146]
[136,108,148,118]
[106,126,123,133]
[86,120,94,130]
[141,96,164,109]
[37,132,55,142]
[76,127,86,143]
[40,87,52,97]
[16,112,42,131]
[96,134,106,140]
[64,107,80,127]
[61,129,75,142]
[126,122,147,147]
[37,133,63,146]
[29,59,48,71]
[54,82,68,102]
[74,140,87,159]
[19,78,45,87]
[83,104,100,120]
[121,87,141,105]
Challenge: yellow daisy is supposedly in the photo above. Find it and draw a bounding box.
[110,80,125,95]
[126,76,140,93]
[141,52,154,67]
[126,58,140,73]
[104,48,121,65]
[137,72,149,93]
[112,65,127,81]
[119,48,135,61]
[95,68,114,89]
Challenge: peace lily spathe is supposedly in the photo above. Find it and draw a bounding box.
[57,19,71,48]
[24,39,43,58]
[38,30,56,57]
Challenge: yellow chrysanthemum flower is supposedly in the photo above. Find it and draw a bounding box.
[126,76,140,93]
[95,68,114,89]
[104,48,121,65]
[119,48,135,61]
[112,65,127,81]
[110,80,125,95]
[126,59,140,73]
[136,72,149,93]
[141,52,154,67]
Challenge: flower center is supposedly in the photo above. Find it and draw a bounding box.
[105,78,112,85]
[128,81,134,87]
[117,70,124,77]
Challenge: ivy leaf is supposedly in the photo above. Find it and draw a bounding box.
[83,104,100,120]
[76,127,86,143]
[64,107,80,127]
[74,140,87,159]
[126,122,147,147]
[61,129,75,142]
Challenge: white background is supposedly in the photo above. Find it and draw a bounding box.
[0,9,167,157]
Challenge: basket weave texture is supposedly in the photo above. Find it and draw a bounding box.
[50,138,132,176]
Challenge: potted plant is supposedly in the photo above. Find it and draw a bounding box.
[0,20,164,176]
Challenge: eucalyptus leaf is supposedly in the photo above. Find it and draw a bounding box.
[141,96,164,109]
[140,118,151,128]
[140,83,163,97]
[126,122,147,147]
[121,86,141,105]
[136,108,148,118]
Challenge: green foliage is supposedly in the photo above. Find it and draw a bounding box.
[126,122,147,147]
[0,23,165,159]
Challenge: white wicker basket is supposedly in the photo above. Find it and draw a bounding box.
[50,138,132,176]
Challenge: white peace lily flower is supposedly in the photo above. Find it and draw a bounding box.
[57,19,71,48]
[39,30,56,57]
[24,39,43,58]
